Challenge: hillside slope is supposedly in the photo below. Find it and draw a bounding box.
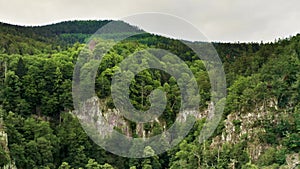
[0,21,299,169]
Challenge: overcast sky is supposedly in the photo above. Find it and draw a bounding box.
[0,0,299,42]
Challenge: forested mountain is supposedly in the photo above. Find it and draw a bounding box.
[0,20,299,169]
[0,20,142,54]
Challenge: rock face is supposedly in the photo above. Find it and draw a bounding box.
[75,97,166,138]
[210,98,286,161]
[285,153,300,169]
[75,97,296,165]
[219,111,268,160]
[75,97,130,137]
[74,97,210,139]
[0,116,17,169]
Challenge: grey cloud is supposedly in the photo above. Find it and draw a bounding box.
[0,0,299,42]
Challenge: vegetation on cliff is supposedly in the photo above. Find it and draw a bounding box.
[0,21,299,169]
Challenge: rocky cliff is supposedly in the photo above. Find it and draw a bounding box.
[0,114,16,169]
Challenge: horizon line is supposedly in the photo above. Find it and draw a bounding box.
[0,19,298,44]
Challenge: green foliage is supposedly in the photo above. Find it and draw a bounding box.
[58,162,72,169]
[0,21,299,169]
[0,144,10,167]
[257,147,287,166]
[4,112,58,168]
[242,163,259,169]
[86,159,102,169]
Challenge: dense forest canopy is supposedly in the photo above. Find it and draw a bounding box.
[0,20,299,169]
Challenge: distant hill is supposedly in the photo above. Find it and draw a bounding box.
[0,20,143,54]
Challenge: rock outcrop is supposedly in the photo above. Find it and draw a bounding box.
[0,113,17,169]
